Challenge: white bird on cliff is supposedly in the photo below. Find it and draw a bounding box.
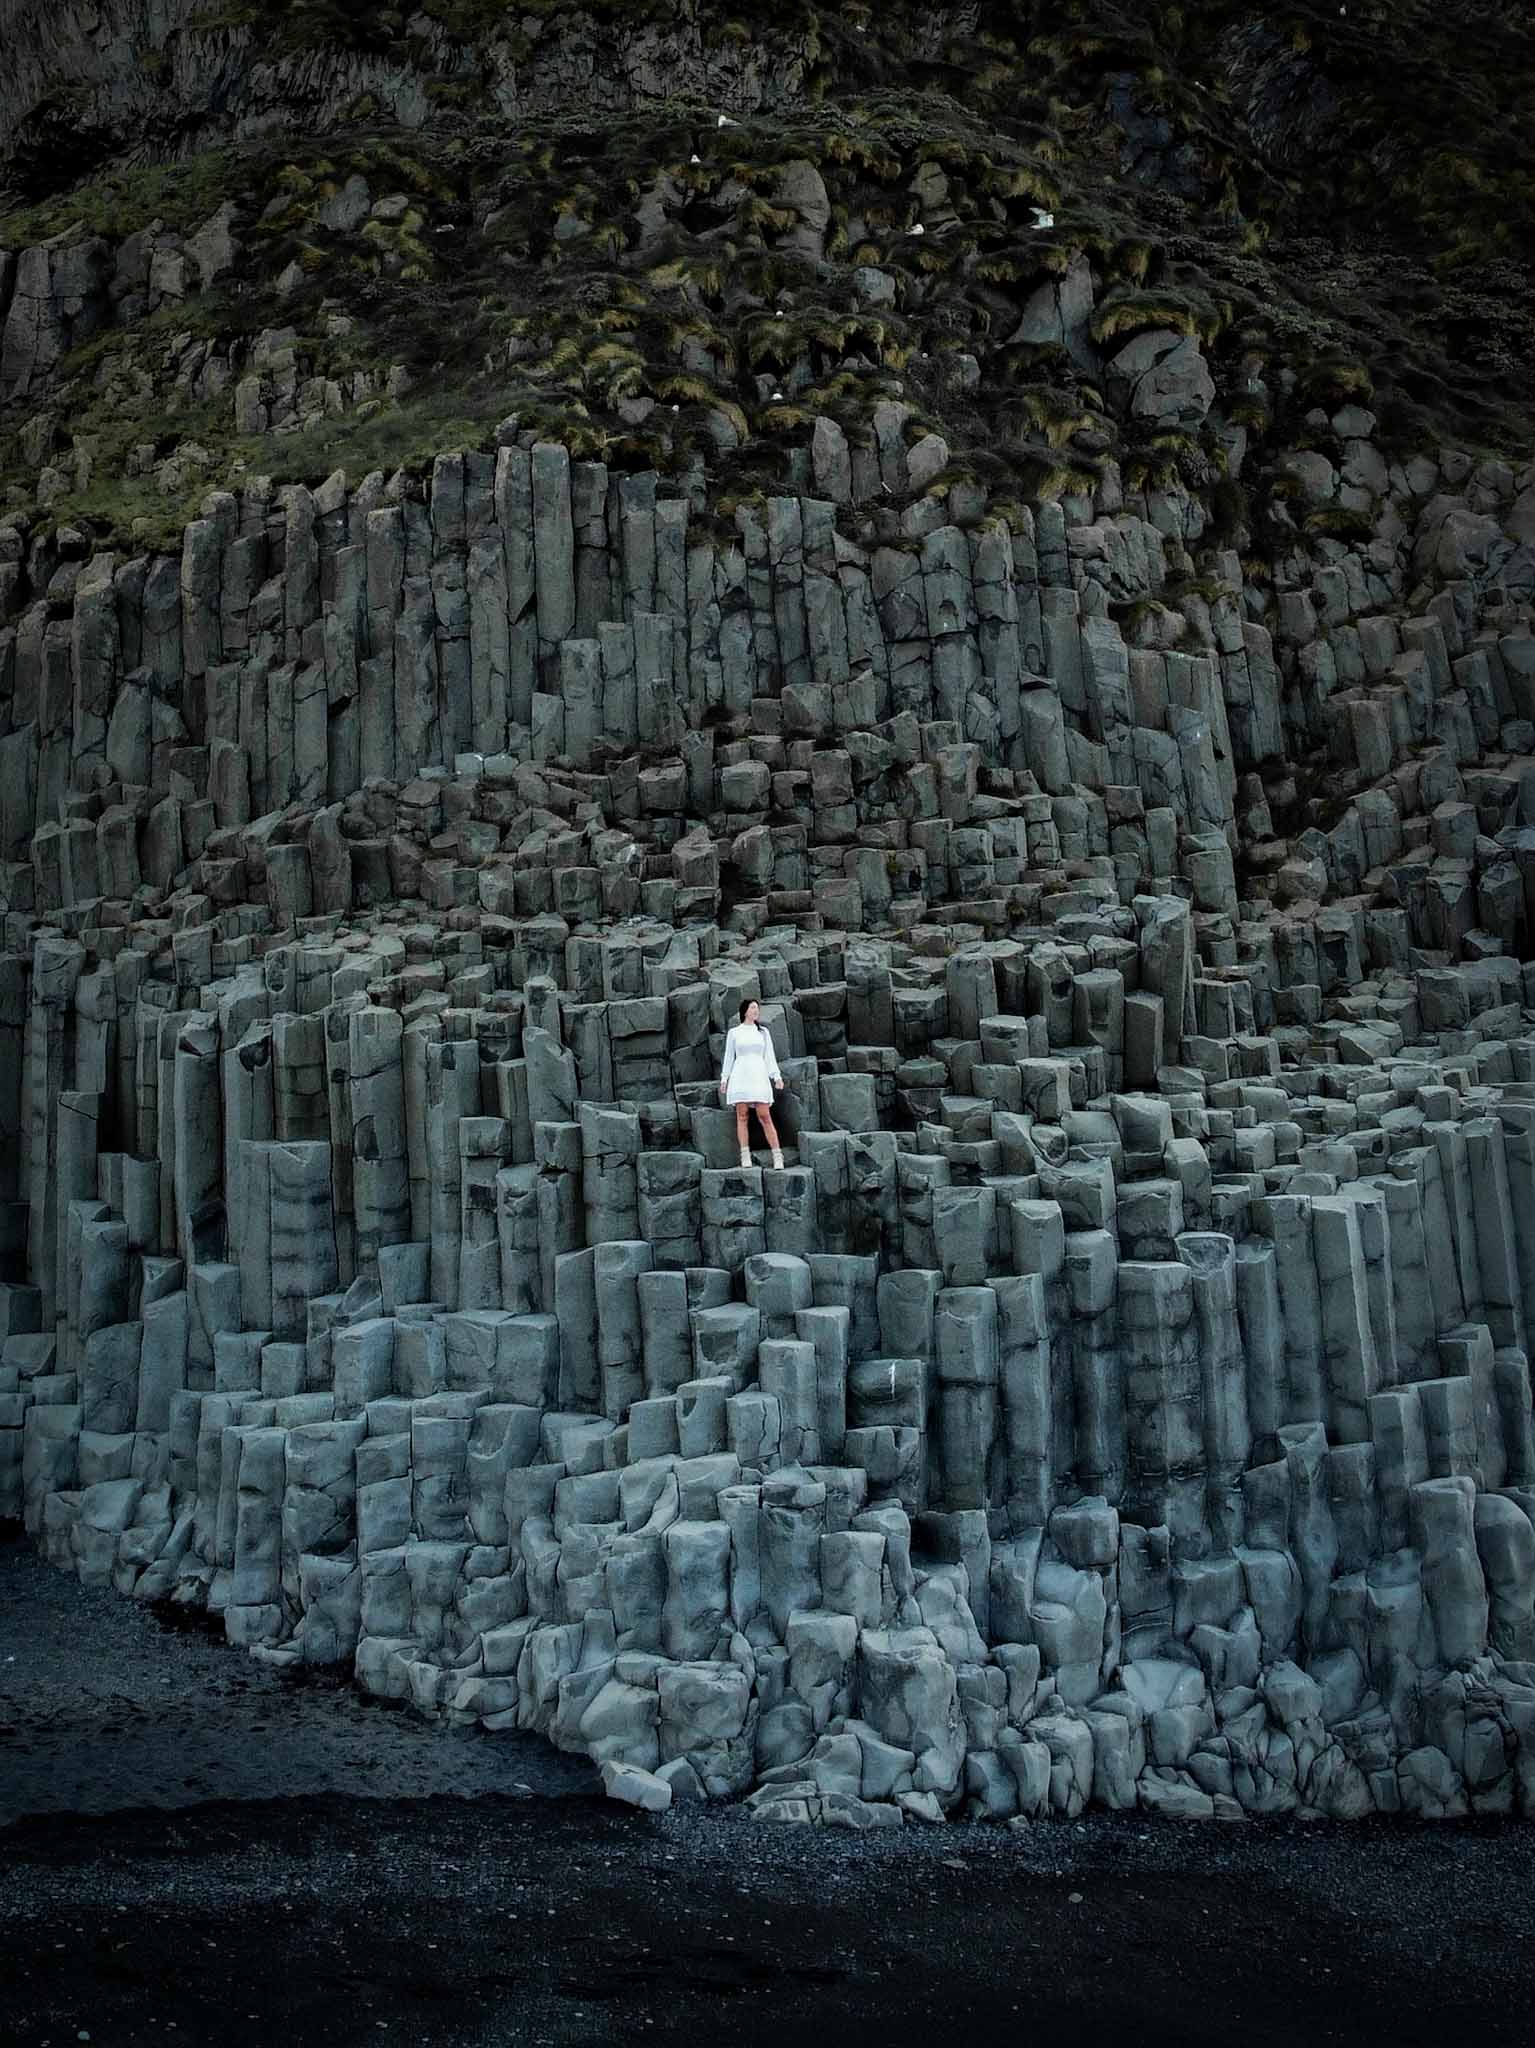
[1030,207,1054,230]
[908,222,925,236]
[717,114,738,128]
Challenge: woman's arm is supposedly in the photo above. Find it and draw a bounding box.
[764,1026,783,1086]
[719,1027,737,1091]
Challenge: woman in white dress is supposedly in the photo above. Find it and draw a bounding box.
[719,998,786,1169]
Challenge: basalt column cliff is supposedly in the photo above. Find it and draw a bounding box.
[6,1,1535,1824]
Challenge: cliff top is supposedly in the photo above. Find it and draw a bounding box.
[3,1,1535,552]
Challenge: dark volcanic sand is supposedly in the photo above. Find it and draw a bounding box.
[3,1532,1534,2048]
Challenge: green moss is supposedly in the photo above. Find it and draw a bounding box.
[1299,357,1375,408]
[1303,504,1377,542]
[1091,288,1224,348]
[1014,453,1102,503]
[0,146,248,243]
[1206,477,1250,543]
[4,0,1535,551]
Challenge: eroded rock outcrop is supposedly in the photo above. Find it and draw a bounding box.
[5,420,1535,1826]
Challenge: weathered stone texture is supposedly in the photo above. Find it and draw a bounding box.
[6,442,1535,1827]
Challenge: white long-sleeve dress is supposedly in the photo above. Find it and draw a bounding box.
[720,1020,783,1105]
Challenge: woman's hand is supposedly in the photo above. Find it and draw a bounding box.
[774,1079,784,1093]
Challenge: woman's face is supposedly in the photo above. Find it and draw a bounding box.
[744,1001,759,1027]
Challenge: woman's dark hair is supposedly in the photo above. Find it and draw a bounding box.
[738,998,756,1022]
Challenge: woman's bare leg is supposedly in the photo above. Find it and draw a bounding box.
[735,1104,752,1164]
[755,1104,783,1166]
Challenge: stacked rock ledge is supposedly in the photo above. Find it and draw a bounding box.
[4,435,1535,1829]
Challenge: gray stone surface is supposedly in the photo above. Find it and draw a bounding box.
[6,434,1535,1829]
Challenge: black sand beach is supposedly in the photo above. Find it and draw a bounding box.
[4,1533,1534,2048]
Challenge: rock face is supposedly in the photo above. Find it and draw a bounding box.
[6,0,1535,1833]
[1107,331,1215,428]
[6,426,1535,1829]
[0,0,849,191]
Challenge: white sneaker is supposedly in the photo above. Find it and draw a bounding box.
[739,1145,752,1169]
[771,1148,785,1170]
